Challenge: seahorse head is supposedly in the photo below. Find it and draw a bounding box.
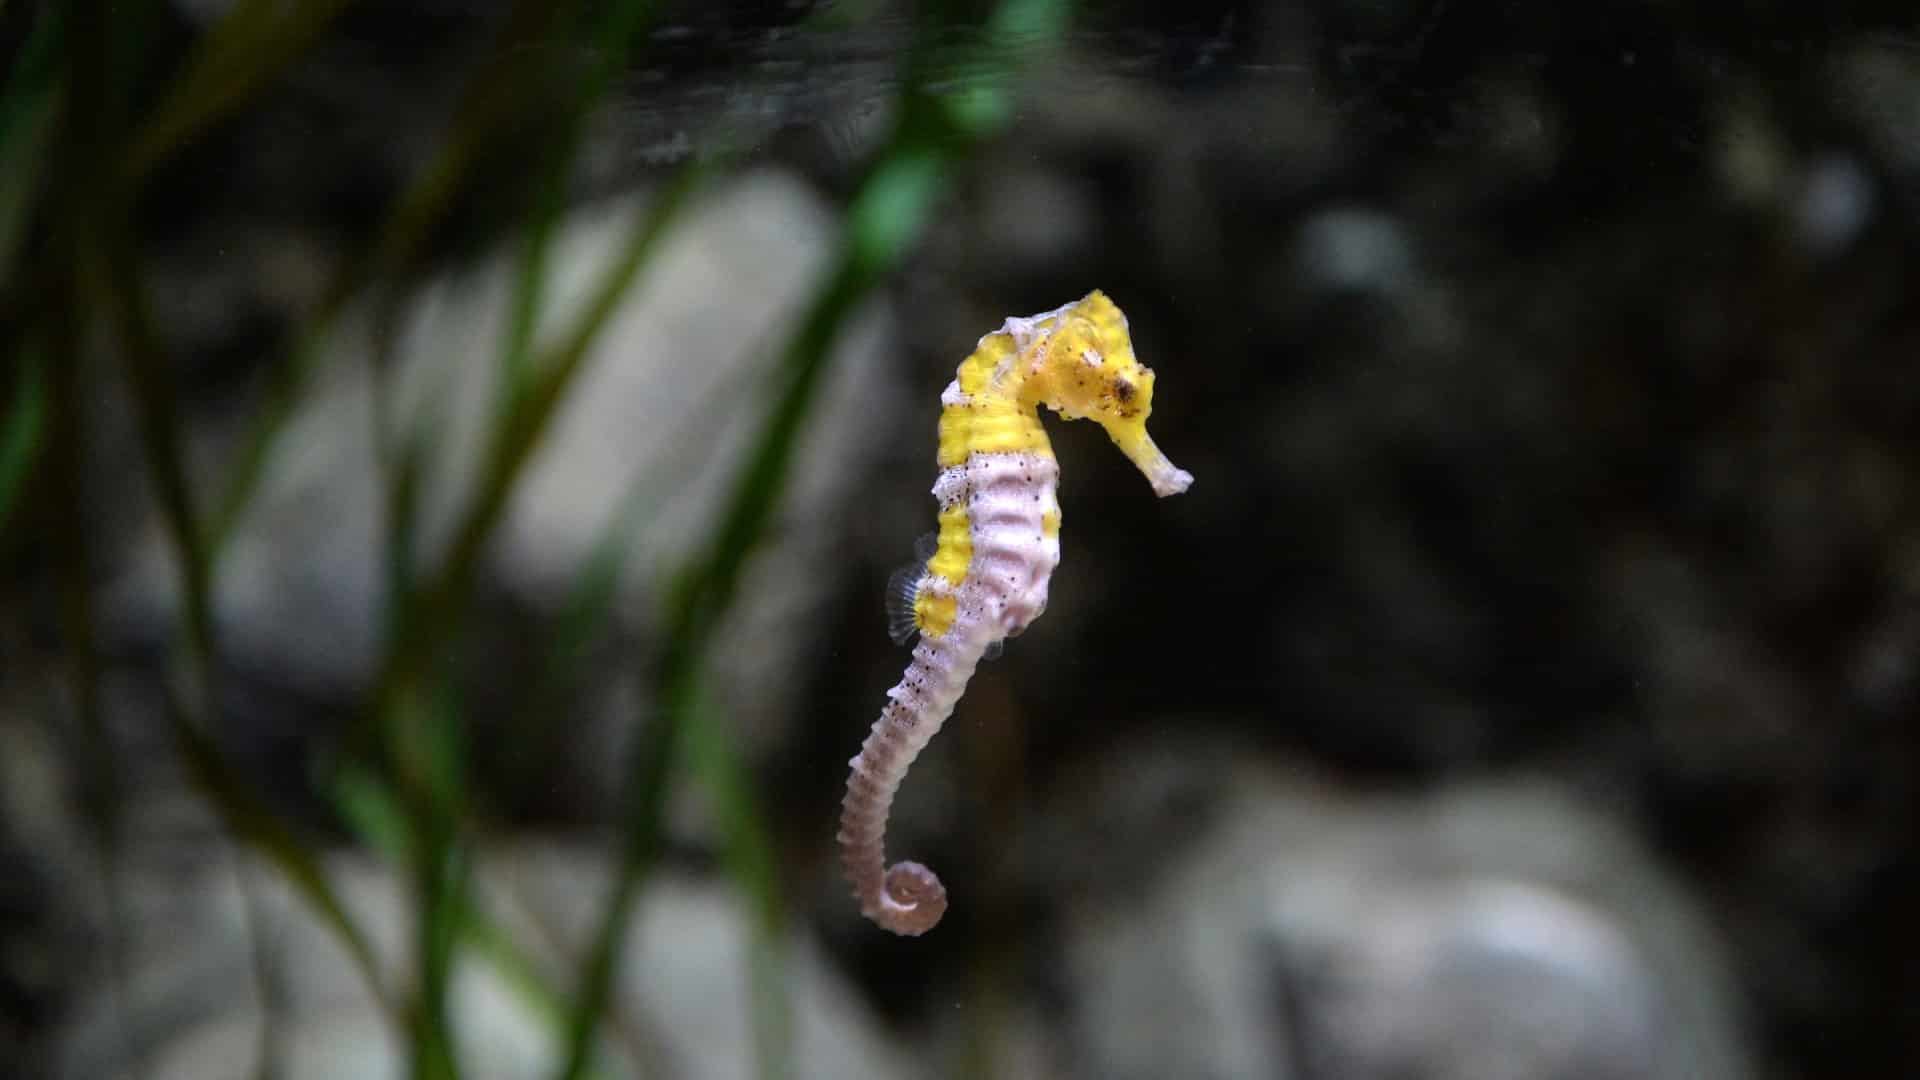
[1025,291,1194,497]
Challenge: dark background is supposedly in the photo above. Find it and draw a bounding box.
[5,1,1918,1076]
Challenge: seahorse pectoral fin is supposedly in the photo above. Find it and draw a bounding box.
[884,566,923,645]
[1108,424,1194,497]
[883,532,942,645]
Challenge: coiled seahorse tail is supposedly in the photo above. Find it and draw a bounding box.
[837,643,983,934]
[839,291,1190,935]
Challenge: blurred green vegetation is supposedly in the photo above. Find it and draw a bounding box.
[2,0,1071,1076]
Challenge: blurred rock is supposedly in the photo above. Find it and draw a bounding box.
[1792,154,1874,258]
[1047,740,1750,1080]
[104,168,899,798]
[1294,207,1417,297]
[55,845,916,1080]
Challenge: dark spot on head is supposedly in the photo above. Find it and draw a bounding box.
[1114,379,1136,403]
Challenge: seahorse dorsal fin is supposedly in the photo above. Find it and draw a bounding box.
[883,532,938,645]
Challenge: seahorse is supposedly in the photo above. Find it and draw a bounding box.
[837,290,1193,936]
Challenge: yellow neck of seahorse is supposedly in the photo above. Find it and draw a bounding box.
[934,331,1048,468]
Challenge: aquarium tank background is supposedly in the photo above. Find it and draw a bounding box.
[1,1,1915,1077]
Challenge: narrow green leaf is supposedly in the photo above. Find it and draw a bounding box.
[846,148,946,269]
[682,682,789,1079]
[333,762,414,860]
[551,655,683,1080]
[42,269,138,1071]
[991,0,1075,42]
[164,681,397,1018]
[235,859,291,1080]
[0,5,61,283]
[409,806,468,1080]
[0,348,47,538]
[126,0,359,179]
[330,763,593,1072]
